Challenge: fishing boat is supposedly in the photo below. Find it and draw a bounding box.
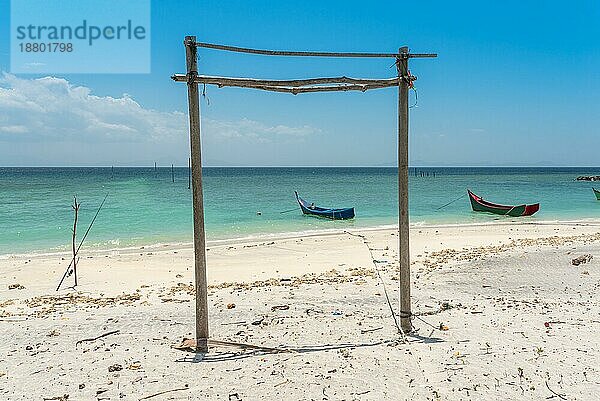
[594,188,600,200]
[467,190,540,217]
[294,191,355,220]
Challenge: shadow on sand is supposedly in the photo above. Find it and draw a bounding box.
[174,332,444,363]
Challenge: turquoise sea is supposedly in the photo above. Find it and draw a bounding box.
[1,167,599,255]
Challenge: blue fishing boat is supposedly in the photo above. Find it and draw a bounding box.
[294,191,355,220]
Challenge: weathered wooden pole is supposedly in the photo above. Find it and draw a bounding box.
[188,157,191,189]
[185,35,209,352]
[171,164,175,183]
[397,47,411,333]
[71,196,80,287]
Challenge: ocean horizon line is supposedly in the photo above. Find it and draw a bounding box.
[3,165,600,169]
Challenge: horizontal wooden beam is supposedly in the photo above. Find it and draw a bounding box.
[243,82,399,94]
[171,74,402,87]
[171,74,409,94]
[194,42,437,59]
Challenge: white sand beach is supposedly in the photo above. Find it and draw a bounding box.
[1,221,600,400]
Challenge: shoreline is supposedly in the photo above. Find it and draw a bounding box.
[2,220,600,294]
[4,216,600,260]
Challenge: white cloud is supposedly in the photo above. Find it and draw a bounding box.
[469,128,486,133]
[0,74,320,144]
[204,118,320,143]
[0,125,28,133]
[0,73,187,142]
[0,74,322,165]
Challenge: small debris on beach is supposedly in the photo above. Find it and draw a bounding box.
[127,363,141,370]
[572,254,593,266]
[108,364,122,372]
[42,395,69,401]
[8,284,25,290]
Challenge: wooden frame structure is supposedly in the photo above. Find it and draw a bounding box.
[172,36,436,352]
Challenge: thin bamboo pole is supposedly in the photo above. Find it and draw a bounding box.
[397,47,411,333]
[195,42,437,59]
[185,35,209,353]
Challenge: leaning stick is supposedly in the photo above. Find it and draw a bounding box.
[545,381,567,400]
[139,386,189,400]
[75,330,119,347]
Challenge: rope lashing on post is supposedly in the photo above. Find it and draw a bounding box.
[406,69,419,108]
[406,69,415,89]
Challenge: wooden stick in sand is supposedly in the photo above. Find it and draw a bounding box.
[56,193,109,291]
[71,196,80,287]
[75,330,119,347]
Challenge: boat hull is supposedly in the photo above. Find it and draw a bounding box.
[294,191,355,220]
[468,190,539,217]
[594,188,600,200]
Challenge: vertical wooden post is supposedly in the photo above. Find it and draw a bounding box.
[154,161,157,171]
[71,196,80,287]
[188,157,191,190]
[171,164,175,183]
[397,47,411,333]
[185,35,209,352]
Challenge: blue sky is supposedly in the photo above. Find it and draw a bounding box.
[1,0,599,166]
